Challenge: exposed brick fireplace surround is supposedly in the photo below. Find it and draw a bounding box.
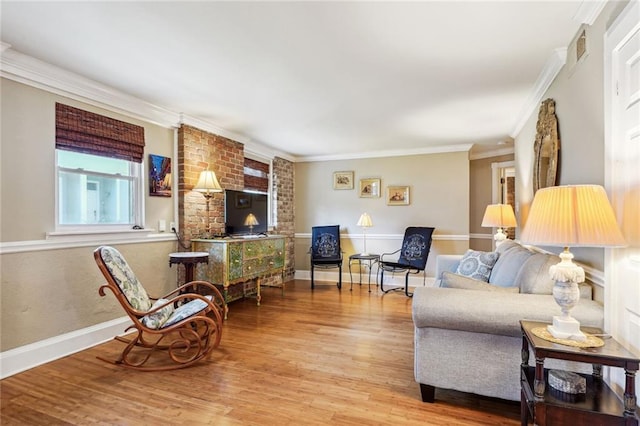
[177,124,295,285]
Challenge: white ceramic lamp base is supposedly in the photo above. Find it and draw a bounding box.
[494,228,508,247]
[547,315,586,341]
[547,249,587,342]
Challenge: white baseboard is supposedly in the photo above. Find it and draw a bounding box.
[294,270,435,288]
[0,316,131,379]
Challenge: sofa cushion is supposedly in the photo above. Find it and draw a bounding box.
[515,253,557,294]
[488,243,534,287]
[441,272,520,293]
[412,287,604,337]
[455,249,499,282]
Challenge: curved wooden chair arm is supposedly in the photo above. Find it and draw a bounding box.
[163,281,225,307]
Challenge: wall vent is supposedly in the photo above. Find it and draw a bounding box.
[567,24,590,76]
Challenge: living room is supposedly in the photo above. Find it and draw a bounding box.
[1,1,638,424]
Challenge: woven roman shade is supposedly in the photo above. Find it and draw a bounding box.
[55,103,145,163]
[244,158,269,193]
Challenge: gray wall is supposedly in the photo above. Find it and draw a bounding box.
[514,1,629,272]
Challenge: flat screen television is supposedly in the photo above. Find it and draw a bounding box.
[224,189,268,236]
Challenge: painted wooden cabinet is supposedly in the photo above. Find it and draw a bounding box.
[192,236,285,315]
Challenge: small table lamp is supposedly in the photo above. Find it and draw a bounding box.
[520,185,626,341]
[244,213,259,235]
[193,170,223,236]
[357,213,373,255]
[481,204,517,247]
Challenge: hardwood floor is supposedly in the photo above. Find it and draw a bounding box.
[1,280,520,425]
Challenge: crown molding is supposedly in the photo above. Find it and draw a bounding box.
[509,47,567,139]
[0,43,290,160]
[469,146,515,161]
[0,44,180,128]
[179,113,296,162]
[296,143,473,163]
[573,0,607,25]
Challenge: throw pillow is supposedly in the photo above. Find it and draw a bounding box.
[455,249,499,282]
[441,272,520,293]
[141,298,174,329]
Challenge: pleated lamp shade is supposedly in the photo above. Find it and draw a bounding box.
[193,170,223,196]
[520,185,626,248]
[481,204,517,228]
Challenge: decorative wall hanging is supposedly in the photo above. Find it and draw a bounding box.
[359,178,381,198]
[533,98,560,193]
[333,171,354,190]
[387,185,410,205]
[149,154,171,197]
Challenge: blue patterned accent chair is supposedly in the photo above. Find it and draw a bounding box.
[310,225,343,290]
[379,227,435,297]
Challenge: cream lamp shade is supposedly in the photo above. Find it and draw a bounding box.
[520,185,626,341]
[193,170,223,197]
[481,204,517,246]
[357,213,373,255]
[193,170,223,236]
[244,213,259,235]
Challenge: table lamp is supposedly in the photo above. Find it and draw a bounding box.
[357,213,373,255]
[193,170,223,235]
[481,204,517,247]
[520,185,626,341]
[244,213,259,235]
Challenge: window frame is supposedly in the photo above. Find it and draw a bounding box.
[54,149,145,233]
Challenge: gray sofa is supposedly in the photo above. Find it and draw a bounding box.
[412,240,604,402]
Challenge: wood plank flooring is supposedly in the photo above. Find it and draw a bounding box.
[1,280,520,425]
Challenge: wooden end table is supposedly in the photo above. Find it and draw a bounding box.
[169,251,209,285]
[520,320,639,426]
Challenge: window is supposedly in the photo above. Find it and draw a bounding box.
[55,103,145,231]
[56,150,142,228]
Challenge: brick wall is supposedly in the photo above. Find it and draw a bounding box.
[177,124,296,284]
[272,157,295,281]
[177,124,244,240]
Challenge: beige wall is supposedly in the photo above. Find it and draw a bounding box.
[0,242,176,350]
[294,152,470,276]
[0,78,176,242]
[0,79,178,351]
[469,154,514,251]
[514,1,628,271]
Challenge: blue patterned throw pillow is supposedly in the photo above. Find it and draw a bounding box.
[455,249,500,282]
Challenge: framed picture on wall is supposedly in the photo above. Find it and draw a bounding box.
[149,154,171,197]
[387,185,409,205]
[235,193,251,208]
[333,171,354,190]
[359,178,381,198]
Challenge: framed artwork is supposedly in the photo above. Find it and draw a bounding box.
[387,185,410,205]
[333,171,354,190]
[149,154,171,197]
[359,178,381,198]
[235,193,251,208]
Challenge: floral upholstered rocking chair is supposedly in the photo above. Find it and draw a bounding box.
[94,246,225,371]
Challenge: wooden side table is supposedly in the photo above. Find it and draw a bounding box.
[520,320,639,426]
[169,251,209,285]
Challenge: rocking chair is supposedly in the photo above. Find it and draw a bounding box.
[94,246,225,371]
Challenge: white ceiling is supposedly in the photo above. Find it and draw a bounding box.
[1,1,598,161]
